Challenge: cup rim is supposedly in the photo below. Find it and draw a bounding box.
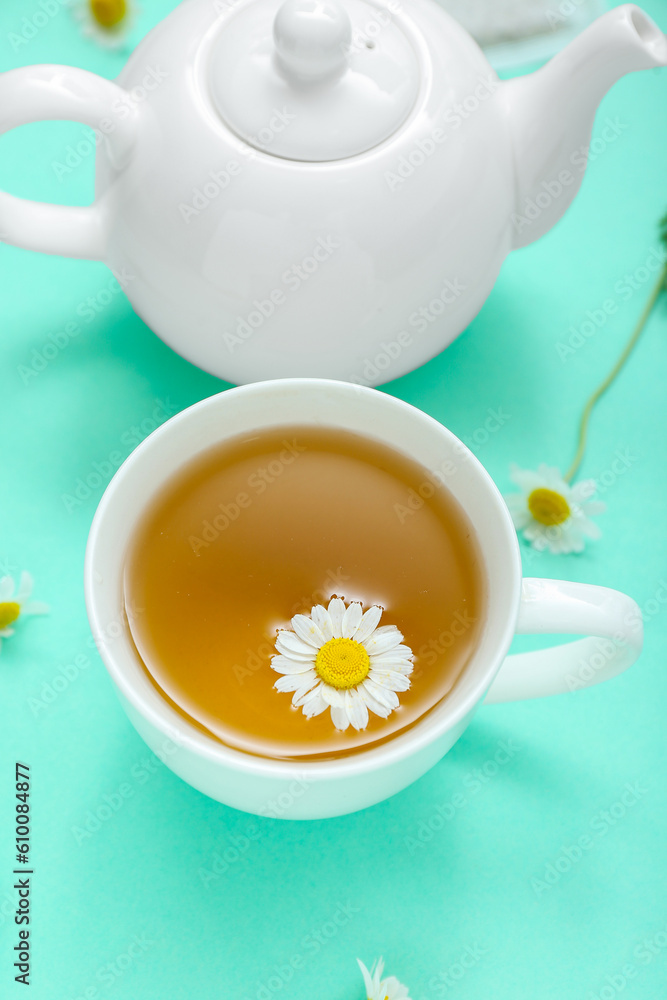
[85,378,522,780]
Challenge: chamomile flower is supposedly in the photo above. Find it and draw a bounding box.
[271,597,414,732]
[74,0,136,49]
[504,463,605,554]
[358,958,412,1000]
[0,572,49,653]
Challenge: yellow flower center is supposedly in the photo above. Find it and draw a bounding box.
[0,602,20,629]
[314,637,370,689]
[527,487,571,526]
[90,0,127,29]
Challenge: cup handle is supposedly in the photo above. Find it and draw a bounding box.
[0,65,138,260]
[484,578,643,703]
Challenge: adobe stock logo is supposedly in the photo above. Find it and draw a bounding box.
[531,780,648,895]
[384,76,498,192]
[512,117,628,234]
[7,0,70,51]
[222,236,341,354]
[179,163,242,223]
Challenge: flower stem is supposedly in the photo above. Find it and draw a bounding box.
[563,260,667,483]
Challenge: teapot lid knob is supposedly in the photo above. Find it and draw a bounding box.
[208,0,421,162]
[274,0,351,82]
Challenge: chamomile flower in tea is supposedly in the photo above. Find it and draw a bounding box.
[271,598,414,731]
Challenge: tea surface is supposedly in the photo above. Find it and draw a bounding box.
[124,426,485,759]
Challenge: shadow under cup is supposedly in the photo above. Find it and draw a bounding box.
[85,381,521,812]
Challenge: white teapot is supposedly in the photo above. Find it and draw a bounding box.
[0,0,665,385]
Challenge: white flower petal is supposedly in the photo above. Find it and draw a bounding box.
[527,532,548,552]
[0,576,14,601]
[370,644,414,664]
[504,492,526,511]
[290,614,325,649]
[298,685,329,718]
[504,491,525,509]
[341,601,363,638]
[384,975,411,1000]
[358,682,392,719]
[371,657,414,677]
[274,669,318,693]
[363,677,399,710]
[562,520,584,542]
[353,604,383,643]
[0,627,15,638]
[373,958,386,983]
[570,478,598,504]
[580,501,606,517]
[359,957,412,1000]
[345,689,369,731]
[330,705,350,730]
[357,958,410,1000]
[537,464,570,494]
[271,654,315,675]
[370,668,411,692]
[578,516,601,540]
[20,601,50,617]
[357,960,375,997]
[372,625,403,638]
[292,679,322,706]
[364,625,403,656]
[504,494,531,529]
[511,509,532,530]
[327,597,345,637]
[310,604,334,641]
[509,464,543,494]
[553,536,580,554]
[275,631,317,660]
[320,684,345,708]
[14,571,33,606]
[537,524,577,554]
[522,520,547,540]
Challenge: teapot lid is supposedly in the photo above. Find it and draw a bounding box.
[208,0,421,162]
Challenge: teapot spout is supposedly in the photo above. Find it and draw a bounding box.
[505,4,667,248]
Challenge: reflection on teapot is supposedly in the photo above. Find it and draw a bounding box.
[0,0,665,385]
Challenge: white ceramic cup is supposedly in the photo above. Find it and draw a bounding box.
[85,380,643,819]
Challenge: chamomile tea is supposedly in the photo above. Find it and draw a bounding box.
[123,425,485,759]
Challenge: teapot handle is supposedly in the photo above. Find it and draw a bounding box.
[0,65,138,260]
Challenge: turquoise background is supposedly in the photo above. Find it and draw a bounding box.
[1,1,666,997]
